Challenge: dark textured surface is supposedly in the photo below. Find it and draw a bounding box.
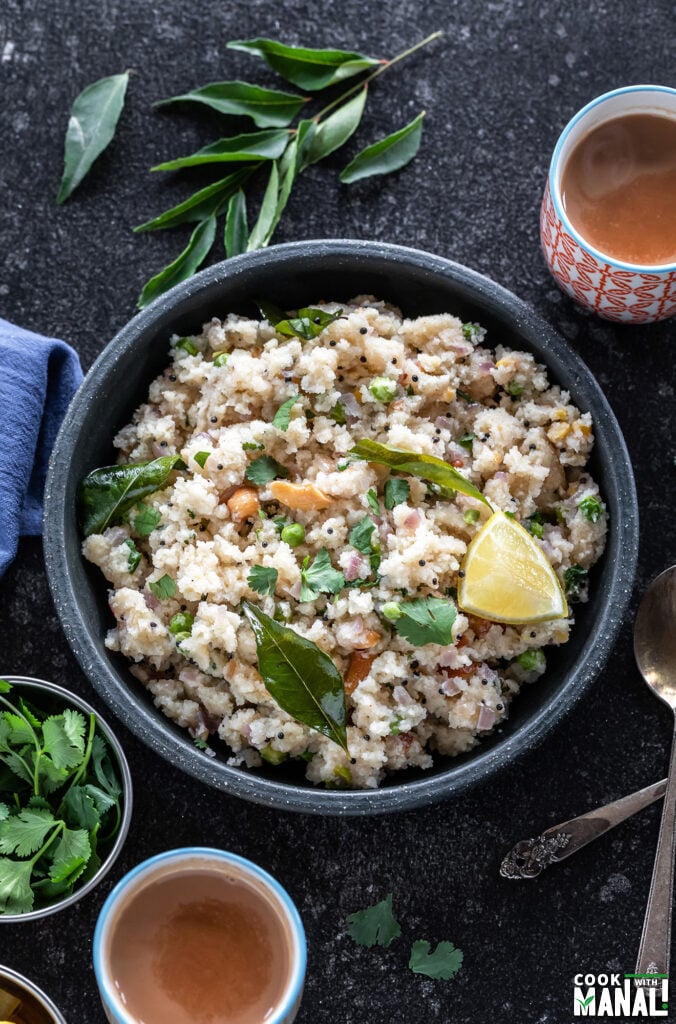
[0,1,674,1022]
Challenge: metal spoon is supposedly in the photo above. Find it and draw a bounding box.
[634,565,676,979]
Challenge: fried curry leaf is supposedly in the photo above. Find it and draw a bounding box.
[242,602,348,752]
[340,111,425,184]
[79,455,185,536]
[349,439,491,507]
[226,38,379,91]
[57,72,129,203]
[259,301,343,340]
[155,80,307,127]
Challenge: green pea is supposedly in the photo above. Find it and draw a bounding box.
[281,523,305,547]
[213,351,229,367]
[169,612,194,636]
[381,601,403,621]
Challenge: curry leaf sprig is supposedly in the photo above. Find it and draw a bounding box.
[0,680,123,915]
[134,32,442,307]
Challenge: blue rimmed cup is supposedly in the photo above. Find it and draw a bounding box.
[541,84,676,323]
[93,847,306,1024]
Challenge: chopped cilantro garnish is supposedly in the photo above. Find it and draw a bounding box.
[133,505,161,537]
[272,393,300,431]
[300,549,345,602]
[564,564,588,600]
[389,715,403,736]
[506,379,524,397]
[245,455,289,486]
[384,478,410,510]
[457,432,475,450]
[386,597,456,646]
[515,648,546,673]
[462,322,481,342]
[329,402,346,425]
[242,441,264,451]
[149,575,177,601]
[578,495,603,523]
[194,451,210,469]
[247,565,279,597]
[349,517,377,555]
[124,538,141,572]
[346,893,401,948]
[525,512,545,539]
[212,351,229,367]
[366,488,380,514]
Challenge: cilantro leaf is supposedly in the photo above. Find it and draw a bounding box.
[3,751,34,785]
[133,505,161,537]
[0,858,34,914]
[349,516,376,555]
[0,680,12,693]
[124,538,141,572]
[1,712,34,747]
[330,402,346,425]
[0,804,9,822]
[43,715,86,770]
[366,488,380,514]
[91,735,122,798]
[564,564,588,601]
[48,827,90,884]
[82,783,117,817]
[300,548,345,602]
[347,893,401,948]
[408,939,464,980]
[242,441,264,451]
[0,808,56,857]
[194,450,211,468]
[578,495,603,522]
[390,597,456,646]
[272,393,300,431]
[149,574,177,601]
[384,477,410,510]
[247,565,279,596]
[62,787,100,831]
[62,709,86,756]
[245,455,290,485]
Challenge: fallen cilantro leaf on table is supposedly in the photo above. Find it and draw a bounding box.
[408,939,464,980]
[347,893,401,948]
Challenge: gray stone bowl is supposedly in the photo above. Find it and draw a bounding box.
[43,240,638,815]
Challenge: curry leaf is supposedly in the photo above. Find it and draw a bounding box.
[224,190,249,257]
[247,161,280,251]
[134,168,253,232]
[137,216,217,309]
[79,454,185,536]
[227,38,379,91]
[152,129,289,171]
[259,301,344,340]
[242,602,348,752]
[340,111,425,184]
[306,86,367,166]
[57,72,129,203]
[349,439,491,507]
[155,80,307,127]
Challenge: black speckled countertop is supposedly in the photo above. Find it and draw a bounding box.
[1,2,675,1021]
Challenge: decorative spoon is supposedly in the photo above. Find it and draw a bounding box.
[500,777,667,879]
[633,564,676,980]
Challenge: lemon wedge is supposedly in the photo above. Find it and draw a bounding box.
[457,510,568,624]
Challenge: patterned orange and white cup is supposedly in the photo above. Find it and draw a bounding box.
[540,85,676,323]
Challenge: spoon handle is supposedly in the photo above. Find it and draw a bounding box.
[636,715,676,979]
[500,777,667,879]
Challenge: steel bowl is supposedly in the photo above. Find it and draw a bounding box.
[43,240,638,815]
[0,964,67,1023]
[0,676,132,920]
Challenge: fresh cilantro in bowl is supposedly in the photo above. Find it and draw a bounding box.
[0,677,131,918]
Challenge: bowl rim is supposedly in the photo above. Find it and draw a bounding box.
[43,239,639,815]
[0,675,133,921]
[0,963,68,1023]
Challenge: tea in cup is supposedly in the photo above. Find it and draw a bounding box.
[93,848,306,1024]
[541,84,676,323]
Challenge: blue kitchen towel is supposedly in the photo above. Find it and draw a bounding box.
[0,318,83,578]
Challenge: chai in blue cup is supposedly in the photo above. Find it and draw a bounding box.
[93,847,306,1024]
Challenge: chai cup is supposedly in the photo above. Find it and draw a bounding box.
[93,847,306,1024]
[540,84,676,323]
